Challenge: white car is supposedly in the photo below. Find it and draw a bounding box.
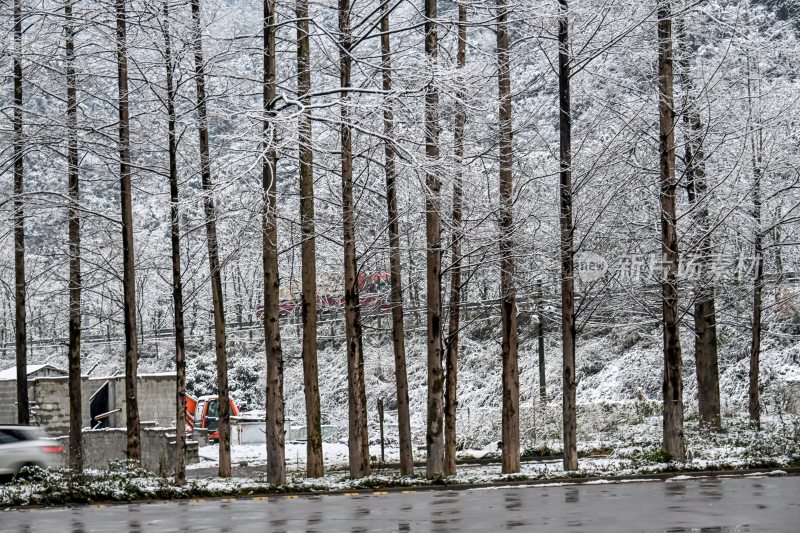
[0,425,63,476]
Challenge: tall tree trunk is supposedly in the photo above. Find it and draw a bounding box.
[537,279,546,401]
[444,3,467,478]
[746,55,763,429]
[497,0,520,474]
[676,15,720,430]
[65,0,82,471]
[657,0,685,461]
[12,0,29,426]
[161,0,186,484]
[339,0,370,480]
[749,196,763,429]
[772,203,783,299]
[190,0,230,477]
[263,0,285,486]
[424,0,445,478]
[380,2,413,477]
[116,0,141,461]
[557,0,578,472]
[296,0,323,478]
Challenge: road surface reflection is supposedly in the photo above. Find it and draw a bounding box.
[2,474,798,532]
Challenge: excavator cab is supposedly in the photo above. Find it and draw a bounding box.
[191,395,239,442]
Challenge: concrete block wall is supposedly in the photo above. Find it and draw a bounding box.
[0,373,177,437]
[55,428,199,473]
[0,380,18,423]
[87,373,176,429]
[28,377,92,437]
[122,374,176,427]
[140,427,200,473]
[55,429,128,469]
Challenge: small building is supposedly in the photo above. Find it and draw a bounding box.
[0,368,177,437]
[0,364,68,381]
[0,366,198,471]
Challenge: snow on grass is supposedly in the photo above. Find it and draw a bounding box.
[3,412,796,508]
[185,410,800,478]
[191,441,403,471]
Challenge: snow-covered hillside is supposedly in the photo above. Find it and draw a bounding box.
[5,318,797,449]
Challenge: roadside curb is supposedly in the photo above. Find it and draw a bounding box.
[305,466,800,497]
[6,466,799,511]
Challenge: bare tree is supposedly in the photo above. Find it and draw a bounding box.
[12,0,29,426]
[116,0,141,461]
[424,0,445,478]
[339,0,370,479]
[65,0,82,471]
[497,0,520,474]
[444,2,467,478]
[296,0,324,478]
[536,279,546,401]
[263,0,285,486]
[676,14,720,430]
[190,0,231,477]
[159,0,187,483]
[657,0,685,461]
[557,0,578,471]
[380,0,413,477]
[746,54,763,429]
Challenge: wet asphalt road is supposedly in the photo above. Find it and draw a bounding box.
[1,474,798,532]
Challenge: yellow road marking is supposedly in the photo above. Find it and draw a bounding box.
[400,490,415,494]
[372,491,388,495]
[343,492,360,496]
[284,495,299,500]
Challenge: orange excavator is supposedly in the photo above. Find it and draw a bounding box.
[185,394,239,443]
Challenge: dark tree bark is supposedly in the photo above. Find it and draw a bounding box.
[12,0,29,426]
[339,0,370,480]
[296,0,324,478]
[676,16,720,430]
[557,0,578,472]
[263,0,285,486]
[536,279,546,401]
[657,0,685,461]
[497,0,520,474]
[65,0,82,471]
[444,3,467,478]
[160,0,186,484]
[749,196,763,429]
[746,55,763,429]
[424,0,445,478]
[190,0,230,477]
[116,0,141,461]
[772,203,783,299]
[380,1,413,477]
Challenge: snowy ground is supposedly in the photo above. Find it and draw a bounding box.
[192,441,403,472]
[1,411,796,507]
[188,413,800,481]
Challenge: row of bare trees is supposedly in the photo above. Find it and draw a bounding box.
[4,0,795,482]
